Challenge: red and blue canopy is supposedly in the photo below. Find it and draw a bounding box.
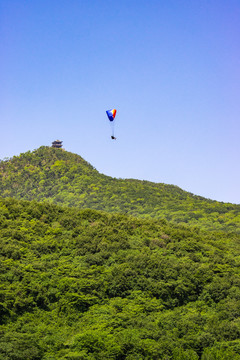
[106,109,117,121]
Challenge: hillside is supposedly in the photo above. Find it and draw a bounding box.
[1,146,240,233]
[1,197,240,359]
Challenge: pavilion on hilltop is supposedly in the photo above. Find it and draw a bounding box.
[51,140,63,149]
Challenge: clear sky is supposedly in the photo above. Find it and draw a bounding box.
[1,0,240,204]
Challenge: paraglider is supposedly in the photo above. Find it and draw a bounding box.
[106,109,117,140]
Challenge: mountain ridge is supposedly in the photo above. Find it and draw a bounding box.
[1,146,240,233]
[1,149,240,358]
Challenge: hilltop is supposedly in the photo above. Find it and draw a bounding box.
[0,146,240,232]
[1,197,240,359]
[1,147,240,358]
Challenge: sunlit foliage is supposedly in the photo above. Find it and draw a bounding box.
[0,147,240,233]
[1,197,240,359]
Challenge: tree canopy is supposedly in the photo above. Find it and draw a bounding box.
[1,147,240,233]
[1,197,240,359]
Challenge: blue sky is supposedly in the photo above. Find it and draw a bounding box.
[1,0,240,204]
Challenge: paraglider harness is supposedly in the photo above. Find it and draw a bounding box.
[111,136,117,140]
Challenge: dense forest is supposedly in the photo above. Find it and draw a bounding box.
[1,197,240,359]
[0,146,240,233]
[1,147,240,359]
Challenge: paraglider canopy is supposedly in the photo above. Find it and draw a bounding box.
[106,109,117,121]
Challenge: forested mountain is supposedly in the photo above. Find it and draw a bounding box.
[1,197,240,359]
[0,146,240,233]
